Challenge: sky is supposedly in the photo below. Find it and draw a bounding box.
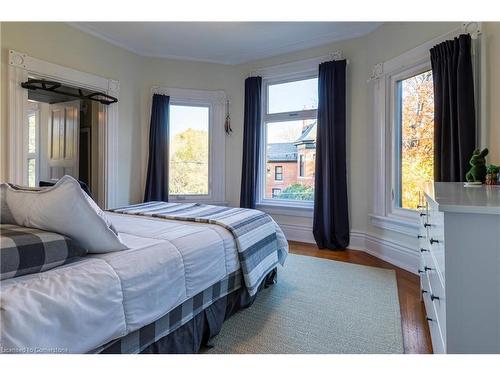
[267,119,315,143]
[268,77,318,114]
[170,105,209,137]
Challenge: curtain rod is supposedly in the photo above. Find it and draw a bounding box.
[249,50,348,78]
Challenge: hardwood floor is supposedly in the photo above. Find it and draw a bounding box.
[288,241,432,354]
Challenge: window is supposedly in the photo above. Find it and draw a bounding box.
[26,103,39,187]
[169,104,210,195]
[154,87,226,204]
[299,155,305,177]
[274,166,283,181]
[395,70,434,210]
[267,77,318,114]
[260,75,318,205]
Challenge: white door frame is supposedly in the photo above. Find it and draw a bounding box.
[7,50,119,208]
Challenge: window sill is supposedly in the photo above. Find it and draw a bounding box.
[256,201,313,218]
[369,213,419,237]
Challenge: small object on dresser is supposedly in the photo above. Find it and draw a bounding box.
[465,148,489,185]
[485,164,499,185]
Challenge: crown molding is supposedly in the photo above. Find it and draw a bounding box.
[68,22,381,66]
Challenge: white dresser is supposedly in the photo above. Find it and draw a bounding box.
[418,182,500,353]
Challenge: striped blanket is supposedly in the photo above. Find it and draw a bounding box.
[108,202,288,296]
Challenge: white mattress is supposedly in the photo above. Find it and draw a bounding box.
[0,213,242,353]
[95,213,241,332]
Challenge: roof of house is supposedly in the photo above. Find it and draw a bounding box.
[267,143,297,162]
[294,122,317,144]
[267,122,317,162]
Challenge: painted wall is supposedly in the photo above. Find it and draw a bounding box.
[485,22,500,165]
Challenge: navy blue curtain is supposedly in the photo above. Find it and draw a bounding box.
[240,76,262,209]
[313,60,349,250]
[144,94,170,202]
[431,34,476,182]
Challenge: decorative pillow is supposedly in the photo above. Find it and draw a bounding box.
[4,181,118,235]
[4,175,127,253]
[1,224,87,280]
[82,191,118,235]
[0,184,16,224]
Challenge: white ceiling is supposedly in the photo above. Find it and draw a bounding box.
[69,22,382,65]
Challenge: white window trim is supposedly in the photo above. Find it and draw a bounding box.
[26,101,40,187]
[369,23,484,237]
[390,61,432,220]
[257,72,318,210]
[149,87,226,204]
[250,51,344,214]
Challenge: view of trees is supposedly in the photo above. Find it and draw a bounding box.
[169,128,209,195]
[400,70,434,209]
[276,183,314,200]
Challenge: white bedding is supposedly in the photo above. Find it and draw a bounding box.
[0,212,283,354]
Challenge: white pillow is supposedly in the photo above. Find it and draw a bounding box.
[0,184,16,224]
[5,175,127,253]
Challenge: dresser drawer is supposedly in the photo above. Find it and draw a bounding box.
[430,283,446,345]
[422,251,445,296]
[418,204,430,239]
[425,198,445,278]
[421,272,446,353]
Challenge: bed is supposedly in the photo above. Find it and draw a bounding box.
[0,204,288,354]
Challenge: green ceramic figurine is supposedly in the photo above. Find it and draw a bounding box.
[465,148,489,183]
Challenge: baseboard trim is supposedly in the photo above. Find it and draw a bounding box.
[279,223,316,244]
[279,224,418,274]
[351,230,419,274]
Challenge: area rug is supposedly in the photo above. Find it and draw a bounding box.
[206,254,403,354]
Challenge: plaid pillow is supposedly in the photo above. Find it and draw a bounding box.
[0,224,87,280]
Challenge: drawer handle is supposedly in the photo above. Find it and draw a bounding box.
[424,223,432,228]
[417,235,425,239]
[430,238,439,244]
[420,248,429,253]
[421,290,428,296]
[420,212,427,217]
[424,266,433,272]
[426,317,434,322]
[418,269,424,274]
[430,294,440,301]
